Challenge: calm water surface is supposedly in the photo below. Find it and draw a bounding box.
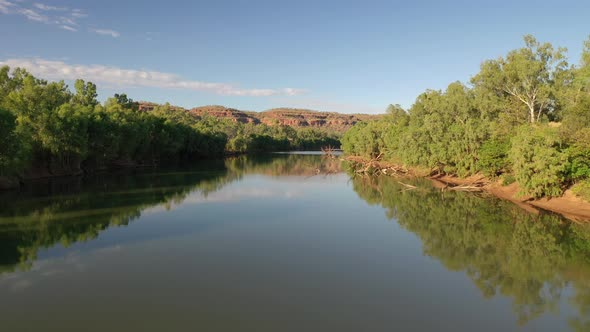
[1,153,589,331]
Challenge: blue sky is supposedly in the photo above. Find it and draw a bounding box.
[1,0,589,114]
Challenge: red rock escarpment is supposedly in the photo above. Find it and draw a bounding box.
[138,103,381,132]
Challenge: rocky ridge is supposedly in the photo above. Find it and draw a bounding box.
[139,103,381,132]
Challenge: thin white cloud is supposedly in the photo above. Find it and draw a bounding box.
[1,2,89,32]
[0,58,307,97]
[33,3,67,11]
[283,88,304,96]
[1,3,118,39]
[58,16,77,26]
[60,25,76,32]
[91,28,120,38]
[70,9,87,18]
[18,8,49,22]
[0,0,15,14]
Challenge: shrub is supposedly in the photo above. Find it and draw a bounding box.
[566,145,590,181]
[501,174,516,186]
[572,180,590,201]
[509,125,569,198]
[477,139,510,177]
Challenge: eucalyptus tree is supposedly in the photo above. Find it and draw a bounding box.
[471,35,569,124]
[561,37,590,136]
[72,79,98,108]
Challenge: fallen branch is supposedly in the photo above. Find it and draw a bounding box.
[446,184,484,192]
[398,181,417,190]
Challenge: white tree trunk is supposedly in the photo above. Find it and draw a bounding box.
[529,105,536,123]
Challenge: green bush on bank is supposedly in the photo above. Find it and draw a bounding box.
[572,180,590,201]
[341,121,388,158]
[509,126,569,198]
[477,139,510,178]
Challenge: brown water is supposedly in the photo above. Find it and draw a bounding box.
[0,153,589,331]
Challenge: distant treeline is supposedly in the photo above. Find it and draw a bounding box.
[0,67,340,180]
[342,35,590,199]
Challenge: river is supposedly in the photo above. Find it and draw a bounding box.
[0,153,589,331]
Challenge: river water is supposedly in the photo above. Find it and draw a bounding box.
[1,153,589,331]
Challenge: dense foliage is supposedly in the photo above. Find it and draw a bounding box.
[342,35,590,198]
[0,67,340,179]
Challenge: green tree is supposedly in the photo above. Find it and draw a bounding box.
[0,108,29,175]
[471,35,568,124]
[561,36,590,141]
[105,93,139,111]
[38,103,90,172]
[398,82,485,175]
[72,79,98,107]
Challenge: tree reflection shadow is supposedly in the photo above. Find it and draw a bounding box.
[0,154,342,275]
[350,174,590,330]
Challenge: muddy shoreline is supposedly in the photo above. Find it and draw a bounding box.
[345,156,590,222]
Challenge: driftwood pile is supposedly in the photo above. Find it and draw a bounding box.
[345,154,410,176]
[321,145,338,159]
[345,154,489,192]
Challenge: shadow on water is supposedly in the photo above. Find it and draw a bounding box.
[349,174,590,331]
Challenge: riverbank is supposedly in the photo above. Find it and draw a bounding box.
[344,156,590,222]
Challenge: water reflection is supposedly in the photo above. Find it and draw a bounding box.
[0,154,341,275]
[350,175,590,331]
[1,154,590,331]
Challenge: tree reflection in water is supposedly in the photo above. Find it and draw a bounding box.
[350,174,590,330]
[1,154,589,330]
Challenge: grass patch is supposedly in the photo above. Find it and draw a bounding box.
[572,180,590,201]
[501,174,516,186]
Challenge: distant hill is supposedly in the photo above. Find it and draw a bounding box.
[188,105,260,124]
[259,108,380,132]
[139,103,381,132]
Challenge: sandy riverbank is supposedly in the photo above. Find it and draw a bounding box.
[345,156,590,222]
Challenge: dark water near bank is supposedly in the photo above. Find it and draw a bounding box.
[1,153,590,332]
